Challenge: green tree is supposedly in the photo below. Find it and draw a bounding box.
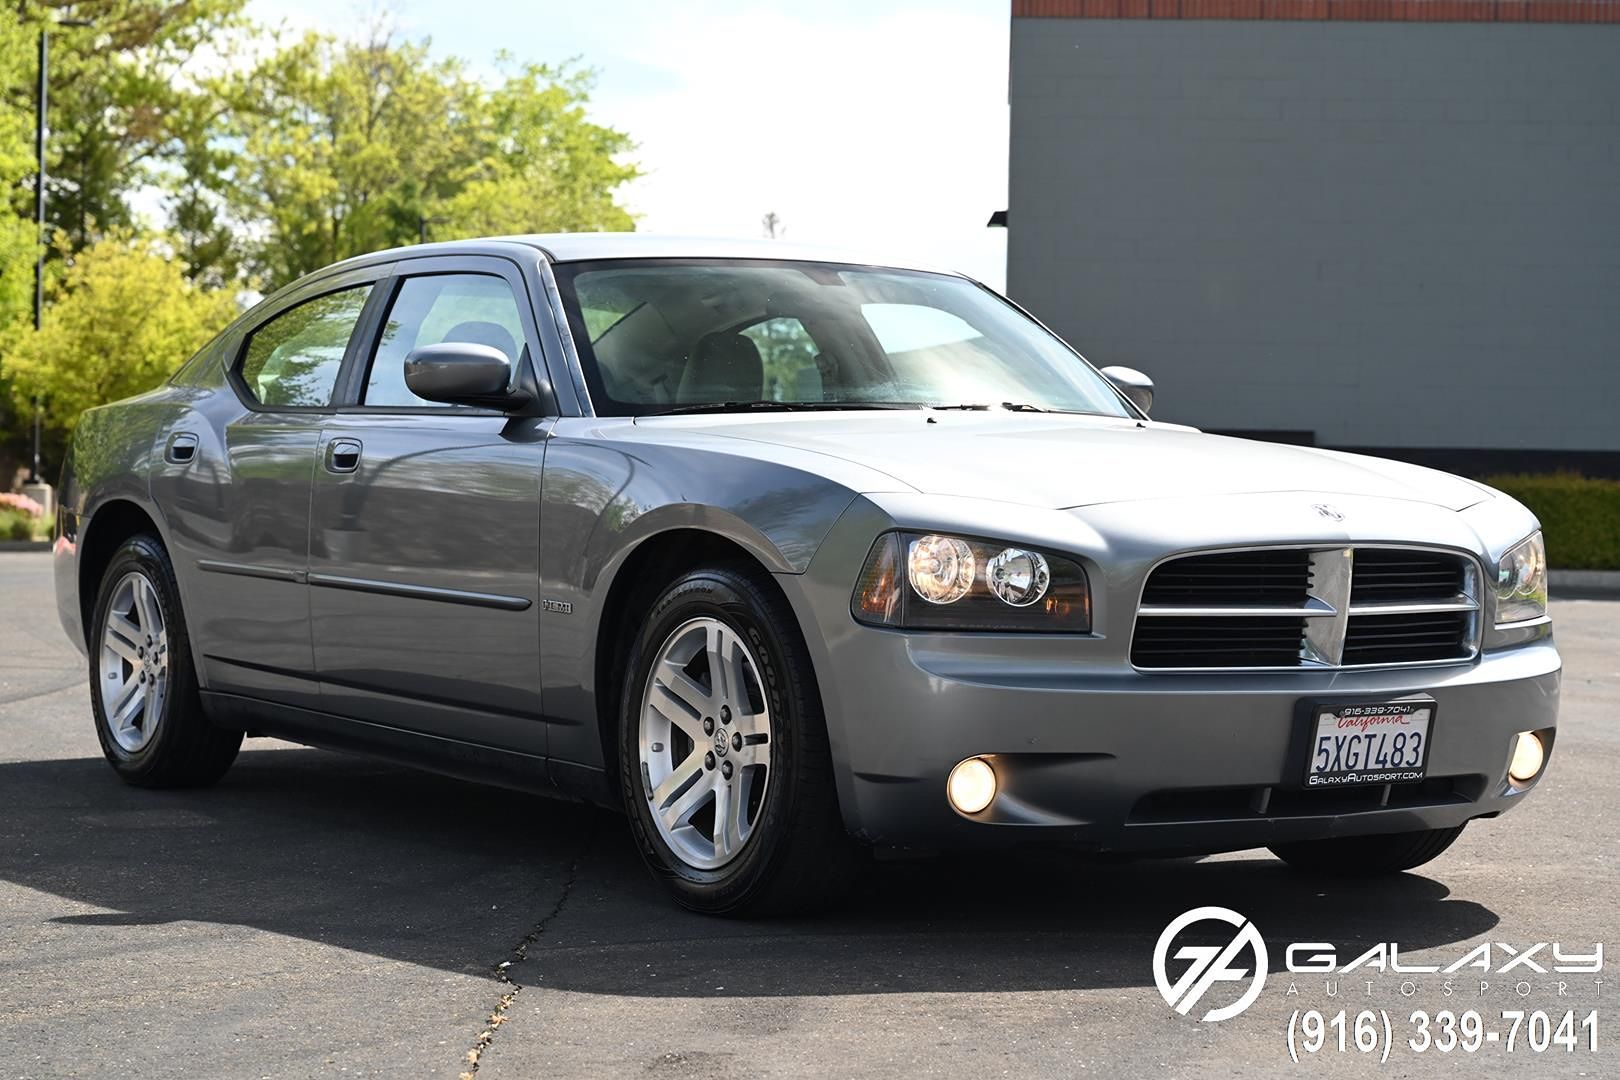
[2,233,238,435]
[10,1,247,252]
[226,31,637,287]
[437,62,637,238]
[0,9,41,476]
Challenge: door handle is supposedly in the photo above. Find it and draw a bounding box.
[325,438,363,474]
[164,432,199,465]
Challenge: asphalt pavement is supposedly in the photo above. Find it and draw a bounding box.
[1,550,1615,1078]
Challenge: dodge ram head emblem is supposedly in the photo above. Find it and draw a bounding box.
[1312,503,1345,522]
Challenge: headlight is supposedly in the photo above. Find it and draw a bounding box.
[1494,531,1548,626]
[852,532,1090,632]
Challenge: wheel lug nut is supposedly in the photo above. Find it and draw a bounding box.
[703,717,714,735]
[720,705,731,725]
[705,751,715,770]
[721,760,733,780]
[731,732,742,751]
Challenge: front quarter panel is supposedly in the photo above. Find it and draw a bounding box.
[537,418,868,771]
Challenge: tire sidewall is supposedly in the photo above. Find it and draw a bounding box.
[619,568,808,911]
[89,535,197,777]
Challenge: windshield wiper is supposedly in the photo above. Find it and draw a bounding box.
[652,401,922,416]
[930,402,1055,413]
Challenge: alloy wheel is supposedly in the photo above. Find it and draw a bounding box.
[98,570,170,753]
[638,616,773,870]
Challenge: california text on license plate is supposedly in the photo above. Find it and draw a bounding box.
[1306,701,1433,787]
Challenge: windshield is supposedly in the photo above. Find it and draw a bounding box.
[552,259,1134,418]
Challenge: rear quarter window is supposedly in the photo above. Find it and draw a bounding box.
[237,286,372,408]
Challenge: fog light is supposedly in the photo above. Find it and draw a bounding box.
[947,757,997,814]
[1508,731,1545,783]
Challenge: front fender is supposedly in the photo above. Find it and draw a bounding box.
[537,424,862,772]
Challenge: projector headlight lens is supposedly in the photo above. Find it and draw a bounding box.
[1495,531,1548,626]
[907,534,976,605]
[985,547,1051,607]
[852,532,1090,632]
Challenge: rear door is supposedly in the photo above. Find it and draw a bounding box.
[160,267,387,709]
[307,255,552,754]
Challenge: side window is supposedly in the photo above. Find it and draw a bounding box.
[239,286,372,408]
[742,318,823,402]
[364,274,526,407]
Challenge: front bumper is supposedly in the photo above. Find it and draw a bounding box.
[782,493,1561,853]
[816,627,1556,850]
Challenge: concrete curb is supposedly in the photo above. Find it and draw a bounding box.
[1550,569,1620,598]
[0,540,51,553]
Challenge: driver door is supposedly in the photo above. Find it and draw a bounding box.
[307,255,552,755]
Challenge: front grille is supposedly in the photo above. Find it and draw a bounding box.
[1130,616,1307,668]
[1341,612,1473,665]
[1349,549,1466,603]
[1140,549,1312,606]
[1133,546,1479,670]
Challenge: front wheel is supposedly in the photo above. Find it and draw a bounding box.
[89,534,242,787]
[619,565,857,915]
[1269,824,1466,876]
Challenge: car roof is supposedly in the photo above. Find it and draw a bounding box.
[320,233,965,278]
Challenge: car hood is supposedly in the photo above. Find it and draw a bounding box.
[642,412,1491,512]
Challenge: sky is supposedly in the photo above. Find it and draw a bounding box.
[247,0,1012,288]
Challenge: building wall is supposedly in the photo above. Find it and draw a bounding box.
[1007,18,1620,468]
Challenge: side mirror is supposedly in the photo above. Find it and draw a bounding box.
[1100,365,1154,415]
[404,343,529,410]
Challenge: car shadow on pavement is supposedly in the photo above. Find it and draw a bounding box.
[0,747,1501,997]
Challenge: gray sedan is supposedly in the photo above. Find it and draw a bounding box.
[53,234,1559,914]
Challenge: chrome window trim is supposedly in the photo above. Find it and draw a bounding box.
[1129,542,1485,673]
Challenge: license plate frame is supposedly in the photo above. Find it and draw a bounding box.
[1300,698,1435,788]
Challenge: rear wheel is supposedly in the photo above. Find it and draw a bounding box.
[619,565,857,915]
[1269,825,1466,876]
[90,534,241,787]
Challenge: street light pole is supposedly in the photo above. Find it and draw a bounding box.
[26,17,91,486]
[34,28,47,332]
[28,27,47,483]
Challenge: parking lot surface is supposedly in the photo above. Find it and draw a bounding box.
[2,551,1615,1078]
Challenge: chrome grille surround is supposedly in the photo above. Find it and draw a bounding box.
[1131,545,1483,671]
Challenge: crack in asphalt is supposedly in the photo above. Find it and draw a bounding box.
[459,822,596,1079]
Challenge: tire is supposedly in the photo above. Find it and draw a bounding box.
[89,533,242,788]
[1269,824,1466,877]
[618,564,858,916]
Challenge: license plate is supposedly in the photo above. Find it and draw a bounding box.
[1305,701,1433,787]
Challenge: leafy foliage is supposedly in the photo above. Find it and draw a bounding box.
[0,9,37,336]
[1485,474,1620,570]
[0,10,636,478]
[1,234,239,434]
[7,1,248,251]
[221,36,637,288]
